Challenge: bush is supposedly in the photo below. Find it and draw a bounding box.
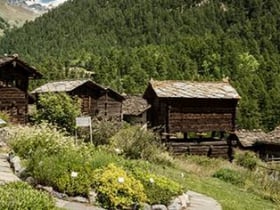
[235,151,258,170]
[32,93,81,133]
[8,123,75,159]
[0,182,57,210]
[91,119,121,145]
[29,146,94,196]
[213,168,244,186]
[131,168,183,205]
[93,164,147,209]
[110,126,173,165]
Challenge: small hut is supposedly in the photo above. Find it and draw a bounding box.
[143,80,240,158]
[32,79,124,121]
[236,128,280,162]
[0,55,42,123]
[122,95,150,124]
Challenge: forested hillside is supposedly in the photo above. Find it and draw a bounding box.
[1,0,280,130]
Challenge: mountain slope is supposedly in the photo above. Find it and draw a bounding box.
[1,0,280,130]
[0,0,39,29]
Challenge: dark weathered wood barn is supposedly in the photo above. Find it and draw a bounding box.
[122,95,150,124]
[0,56,42,123]
[32,80,124,121]
[143,80,240,158]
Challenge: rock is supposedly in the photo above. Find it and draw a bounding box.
[52,190,68,199]
[10,155,22,174]
[88,190,97,204]
[25,176,36,186]
[151,204,167,210]
[142,203,152,210]
[70,196,89,203]
[40,185,53,193]
[168,197,182,210]
[178,194,188,209]
[0,141,7,147]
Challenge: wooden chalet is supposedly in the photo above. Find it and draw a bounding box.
[122,95,150,124]
[236,128,280,162]
[32,80,124,121]
[0,55,42,123]
[143,80,240,158]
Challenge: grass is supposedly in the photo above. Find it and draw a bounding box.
[132,156,280,210]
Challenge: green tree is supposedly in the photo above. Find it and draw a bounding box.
[33,93,81,133]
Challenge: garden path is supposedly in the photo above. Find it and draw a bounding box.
[187,190,222,210]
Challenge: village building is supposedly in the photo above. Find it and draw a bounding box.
[143,80,240,158]
[236,128,280,162]
[0,55,42,123]
[122,95,150,124]
[32,79,124,121]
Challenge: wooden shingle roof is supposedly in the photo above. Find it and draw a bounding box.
[123,96,150,116]
[145,80,240,99]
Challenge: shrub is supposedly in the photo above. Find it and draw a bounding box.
[32,93,81,133]
[131,168,183,205]
[91,119,121,145]
[29,146,94,196]
[213,168,244,186]
[235,151,258,170]
[110,126,173,165]
[93,164,147,209]
[8,123,75,159]
[0,182,57,210]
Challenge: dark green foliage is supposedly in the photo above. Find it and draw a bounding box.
[213,168,244,186]
[1,0,280,130]
[235,151,258,170]
[32,93,81,133]
[0,182,57,210]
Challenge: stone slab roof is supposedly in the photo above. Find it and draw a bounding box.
[32,79,96,93]
[148,80,240,99]
[236,130,267,147]
[237,127,280,147]
[0,55,42,79]
[123,95,150,116]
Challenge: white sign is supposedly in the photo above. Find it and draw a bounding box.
[76,116,91,127]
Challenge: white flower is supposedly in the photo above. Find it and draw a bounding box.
[149,178,155,183]
[118,177,125,183]
[114,148,122,154]
[71,171,78,178]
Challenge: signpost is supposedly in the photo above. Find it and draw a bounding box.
[75,116,92,144]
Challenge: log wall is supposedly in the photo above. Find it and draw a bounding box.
[167,140,231,159]
[0,87,28,123]
[97,95,122,121]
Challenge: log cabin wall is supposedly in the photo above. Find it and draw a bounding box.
[97,94,122,121]
[71,85,100,116]
[166,98,238,133]
[0,87,28,124]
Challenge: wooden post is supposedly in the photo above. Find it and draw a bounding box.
[166,104,171,141]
